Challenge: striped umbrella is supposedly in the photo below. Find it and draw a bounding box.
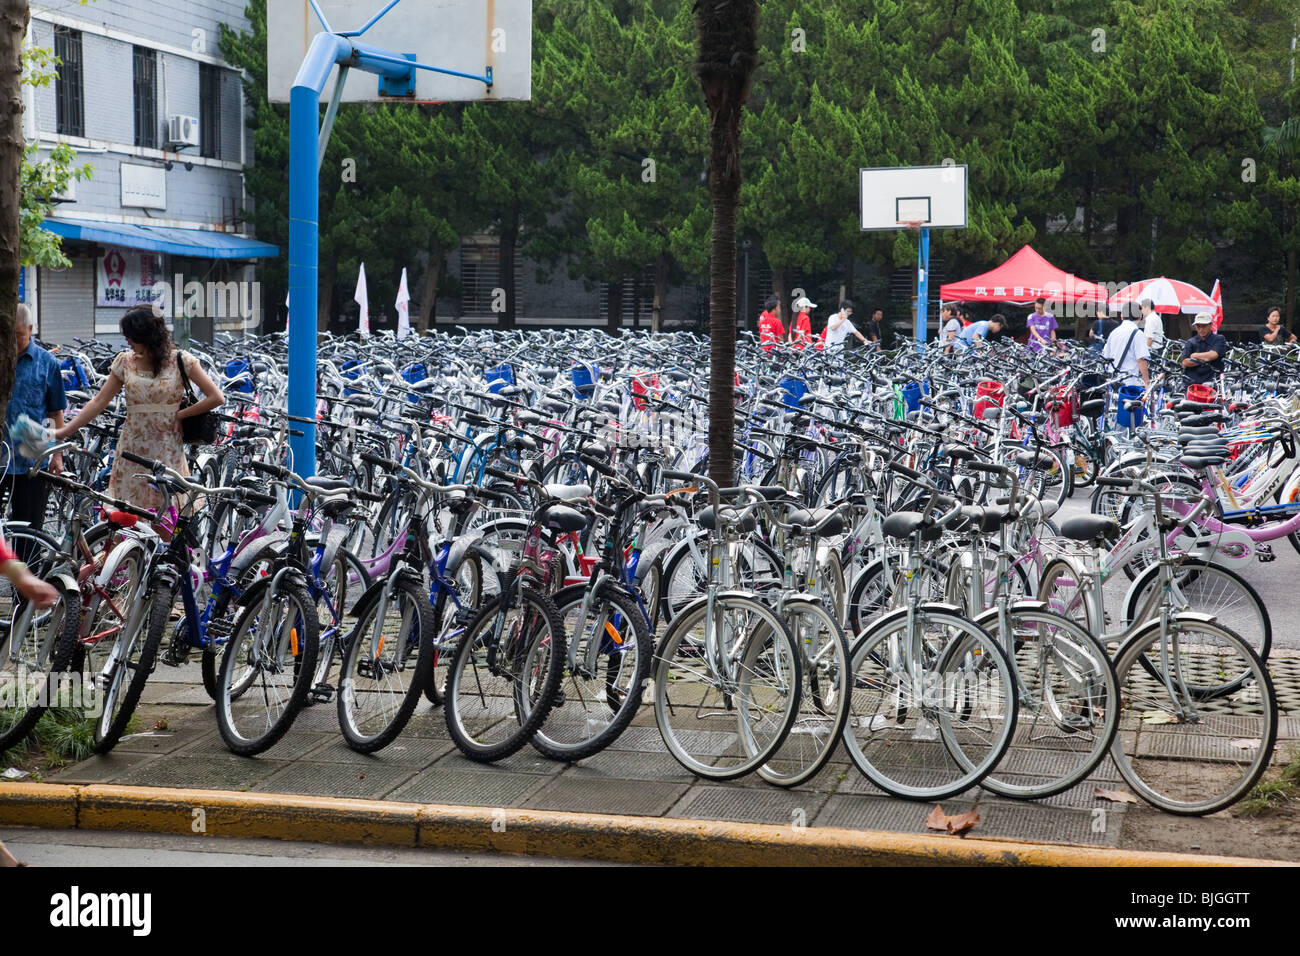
[1109,277,1216,315]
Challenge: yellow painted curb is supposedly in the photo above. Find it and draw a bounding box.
[77,785,421,847]
[0,782,1294,866]
[0,782,80,829]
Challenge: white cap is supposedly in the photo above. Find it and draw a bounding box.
[1192,312,1214,325]
[793,296,816,310]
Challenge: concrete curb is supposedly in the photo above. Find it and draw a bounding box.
[1,782,1293,866]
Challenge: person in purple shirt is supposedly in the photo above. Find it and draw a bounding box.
[1025,297,1058,353]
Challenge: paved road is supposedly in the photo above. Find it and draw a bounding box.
[0,827,619,866]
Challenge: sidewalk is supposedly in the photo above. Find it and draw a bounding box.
[4,653,1295,864]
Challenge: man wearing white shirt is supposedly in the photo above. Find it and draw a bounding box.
[825,300,868,349]
[1103,308,1152,388]
[1141,299,1164,353]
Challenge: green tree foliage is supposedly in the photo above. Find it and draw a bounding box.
[220,0,1300,335]
[20,46,94,268]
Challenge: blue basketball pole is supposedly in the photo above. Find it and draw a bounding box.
[285,14,493,480]
[915,226,930,346]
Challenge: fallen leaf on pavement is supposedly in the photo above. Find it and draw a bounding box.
[1140,710,1178,725]
[925,804,979,834]
[1093,787,1139,804]
[1229,738,1261,750]
[152,719,168,731]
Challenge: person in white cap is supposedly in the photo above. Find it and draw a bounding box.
[1180,312,1227,386]
[791,295,816,349]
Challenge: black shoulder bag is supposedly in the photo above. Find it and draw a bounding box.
[176,352,218,445]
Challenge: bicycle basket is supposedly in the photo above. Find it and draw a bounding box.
[224,358,255,394]
[485,363,515,394]
[400,362,430,402]
[778,375,807,410]
[570,361,597,399]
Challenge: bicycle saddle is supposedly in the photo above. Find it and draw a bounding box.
[305,476,351,493]
[1179,455,1227,469]
[946,445,976,462]
[697,505,758,534]
[880,511,943,542]
[1078,399,1106,417]
[1059,514,1120,545]
[1012,450,1057,469]
[542,483,591,502]
[538,502,588,533]
[785,507,845,537]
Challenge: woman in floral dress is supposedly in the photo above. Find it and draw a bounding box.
[56,307,224,523]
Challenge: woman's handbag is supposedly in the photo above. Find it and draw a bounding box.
[176,352,217,445]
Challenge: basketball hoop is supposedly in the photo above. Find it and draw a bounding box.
[897,221,926,231]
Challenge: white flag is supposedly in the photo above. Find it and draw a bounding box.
[354,262,370,337]
[395,267,411,339]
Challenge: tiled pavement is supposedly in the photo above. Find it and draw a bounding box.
[42,656,1300,851]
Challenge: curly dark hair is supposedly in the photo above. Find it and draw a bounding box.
[119,307,173,376]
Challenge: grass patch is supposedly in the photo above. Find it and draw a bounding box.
[1237,746,1300,817]
[1,707,96,770]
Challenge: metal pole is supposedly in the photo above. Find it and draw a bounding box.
[288,82,320,479]
[916,227,930,345]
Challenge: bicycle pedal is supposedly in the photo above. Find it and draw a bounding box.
[309,683,334,704]
[1256,545,1275,562]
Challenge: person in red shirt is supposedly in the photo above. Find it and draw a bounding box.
[791,296,816,348]
[758,296,785,351]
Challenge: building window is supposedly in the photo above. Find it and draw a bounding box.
[133,47,158,149]
[199,64,221,159]
[460,242,500,315]
[54,26,84,138]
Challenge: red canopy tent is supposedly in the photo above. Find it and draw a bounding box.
[939,245,1108,305]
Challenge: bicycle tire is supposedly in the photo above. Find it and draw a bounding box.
[1110,617,1277,815]
[215,577,320,756]
[758,598,851,787]
[0,578,82,753]
[0,525,64,637]
[1036,556,1096,635]
[842,606,1017,800]
[443,586,566,762]
[92,578,172,754]
[652,594,801,780]
[530,583,652,762]
[975,605,1119,799]
[1124,558,1270,668]
[337,576,434,753]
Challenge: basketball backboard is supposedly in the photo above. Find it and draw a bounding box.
[267,0,532,104]
[859,164,967,231]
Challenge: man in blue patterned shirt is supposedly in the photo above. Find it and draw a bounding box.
[3,304,67,539]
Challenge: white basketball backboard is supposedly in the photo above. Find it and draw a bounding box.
[859,164,968,231]
[267,0,532,103]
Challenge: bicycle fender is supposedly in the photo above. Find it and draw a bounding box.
[46,570,80,595]
[862,601,967,631]
[1171,610,1217,625]
[444,533,483,575]
[230,533,287,577]
[95,535,148,589]
[970,600,1049,628]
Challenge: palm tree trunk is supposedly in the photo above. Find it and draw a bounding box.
[0,1,27,407]
[696,0,758,488]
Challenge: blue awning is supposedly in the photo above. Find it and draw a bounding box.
[41,218,279,260]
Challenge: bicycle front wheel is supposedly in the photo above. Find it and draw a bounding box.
[93,578,171,754]
[1111,618,1277,815]
[652,594,800,780]
[530,584,652,762]
[337,577,434,754]
[444,586,566,762]
[977,606,1119,800]
[757,599,851,787]
[215,578,320,756]
[0,577,81,753]
[843,606,1017,800]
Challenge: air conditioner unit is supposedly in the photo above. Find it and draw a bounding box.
[166,114,200,148]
